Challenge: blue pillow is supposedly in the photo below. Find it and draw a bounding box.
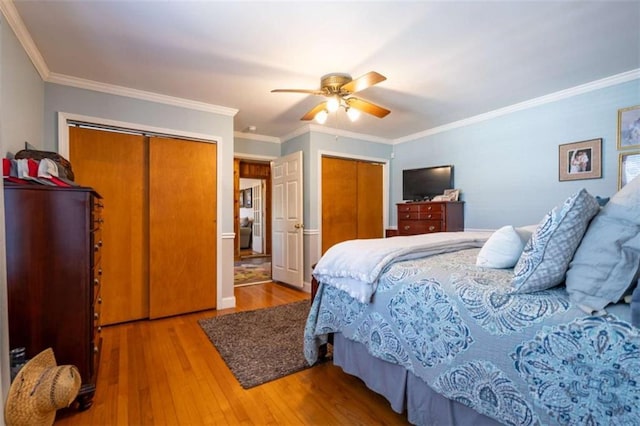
[511,189,600,293]
[595,195,610,206]
[566,175,640,311]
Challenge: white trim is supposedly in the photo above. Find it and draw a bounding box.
[57,111,229,310]
[316,150,390,259]
[234,152,277,161]
[281,125,312,143]
[234,131,280,143]
[0,0,49,80]
[303,228,320,236]
[309,124,393,144]
[50,73,237,116]
[58,112,221,157]
[218,296,236,310]
[394,68,640,144]
[281,123,394,145]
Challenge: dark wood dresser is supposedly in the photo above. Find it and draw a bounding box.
[4,184,103,410]
[396,201,464,235]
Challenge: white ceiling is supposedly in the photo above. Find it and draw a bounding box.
[8,1,640,142]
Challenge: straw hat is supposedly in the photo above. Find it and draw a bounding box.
[4,348,81,426]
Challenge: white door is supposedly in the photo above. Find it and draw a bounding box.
[271,151,304,287]
[251,181,263,254]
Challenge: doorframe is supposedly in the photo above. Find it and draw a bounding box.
[57,112,227,308]
[234,153,276,260]
[317,150,390,256]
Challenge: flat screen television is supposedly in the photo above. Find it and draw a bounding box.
[402,165,454,201]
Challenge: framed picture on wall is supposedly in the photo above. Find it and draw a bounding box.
[244,188,253,208]
[239,190,245,208]
[618,151,640,189]
[617,105,640,150]
[558,138,602,181]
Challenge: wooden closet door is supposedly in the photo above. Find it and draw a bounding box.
[321,156,357,254]
[70,127,147,325]
[357,161,383,239]
[149,137,217,318]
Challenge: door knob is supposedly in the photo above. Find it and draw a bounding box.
[294,223,304,229]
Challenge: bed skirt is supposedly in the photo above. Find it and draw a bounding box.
[332,333,501,426]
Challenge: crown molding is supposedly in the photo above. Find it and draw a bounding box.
[4,0,637,143]
[0,0,49,79]
[234,131,280,143]
[48,72,238,116]
[281,123,392,145]
[234,152,277,161]
[280,124,312,143]
[394,68,640,145]
[307,124,393,144]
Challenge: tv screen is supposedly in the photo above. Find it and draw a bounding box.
[402,165,454,201]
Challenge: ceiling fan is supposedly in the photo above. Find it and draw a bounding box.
[271,71,390,123]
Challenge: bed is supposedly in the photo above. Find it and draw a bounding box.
[304,182,640,425]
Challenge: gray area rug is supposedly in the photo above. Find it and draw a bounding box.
[198,300,311,389]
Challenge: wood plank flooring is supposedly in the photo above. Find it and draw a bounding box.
[56,282,409,425]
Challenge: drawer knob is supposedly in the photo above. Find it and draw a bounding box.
[98,297,102,304]
[405,214,410,219]
[429,226,435,231]
[94,346,99,353]
[427,206,432,210]
[404,225,410,230]
[94,312,99,319]
[98,268,103,276]
[98,326,102,333]
[94,244,99,252]
[426,214,431,219]
[94,278,99,285]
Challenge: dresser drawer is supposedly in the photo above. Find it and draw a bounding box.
[418,203,443,213]
[398,211,420,220]
[397,204,421,214]
[398,220,442,235]
[418,211,442,220]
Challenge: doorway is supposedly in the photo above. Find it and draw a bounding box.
[239,177,267,257]
[234,159,272,286]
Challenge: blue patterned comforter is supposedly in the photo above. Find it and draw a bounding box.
[304,248,640,426]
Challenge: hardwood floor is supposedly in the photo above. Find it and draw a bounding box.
[56,282,409,425]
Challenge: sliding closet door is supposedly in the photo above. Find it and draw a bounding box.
[321,156,357,254]
[321,156,384,254]
[357,161,383,239]
[149,137,217,318]
[69,127,147,325]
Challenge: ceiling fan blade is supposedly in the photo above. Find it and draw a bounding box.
[301,102,328,121]
[271,89,325,95]
[346,97,390,118]
[340,71,386,94]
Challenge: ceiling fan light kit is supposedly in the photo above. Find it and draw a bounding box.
[271,71,391,124]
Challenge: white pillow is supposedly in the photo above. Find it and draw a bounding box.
[476,225,529,269]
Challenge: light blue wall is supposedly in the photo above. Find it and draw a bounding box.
[234,136,280,158]
[0,15,46,410]
[392,79,640,229]
[2,18,43,156]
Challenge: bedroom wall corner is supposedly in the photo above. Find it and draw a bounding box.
[0,12,46,416]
